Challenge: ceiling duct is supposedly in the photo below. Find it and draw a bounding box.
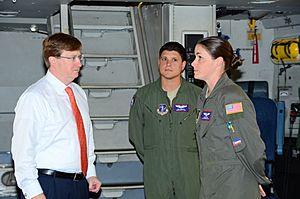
[248,9,271,20]
[262,14,300,29]
[216,7,247,19]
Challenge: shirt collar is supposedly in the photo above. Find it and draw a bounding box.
[45,70,70,94]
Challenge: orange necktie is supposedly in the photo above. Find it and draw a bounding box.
[65,87,88,176]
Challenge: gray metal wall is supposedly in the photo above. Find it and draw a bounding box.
[0,32,47,152]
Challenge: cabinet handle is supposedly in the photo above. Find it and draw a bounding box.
[94,122,115,130]
[89,89,112,98]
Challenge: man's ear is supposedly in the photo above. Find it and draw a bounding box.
[181,60,186,71]
[48,56,56,66]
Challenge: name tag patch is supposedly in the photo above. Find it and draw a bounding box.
[173,104,189,112]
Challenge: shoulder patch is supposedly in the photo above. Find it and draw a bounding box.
[157,104,169,116]
[225,102,243,115]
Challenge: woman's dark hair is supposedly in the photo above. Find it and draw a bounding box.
[196,36,243,71]
[159,41,187,62]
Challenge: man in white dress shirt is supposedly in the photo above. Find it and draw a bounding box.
[11,32,101,199]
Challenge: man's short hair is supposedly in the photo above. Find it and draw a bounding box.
[43,32,82,68]
[159,41,187,62]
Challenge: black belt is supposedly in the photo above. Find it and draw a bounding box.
[38,169,85,181]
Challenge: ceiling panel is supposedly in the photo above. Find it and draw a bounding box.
[0,0,299,32]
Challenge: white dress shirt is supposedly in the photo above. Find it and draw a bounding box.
[11,71,96,198]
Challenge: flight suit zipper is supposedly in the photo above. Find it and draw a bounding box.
[172,181,176,197]
[182,108,197,121]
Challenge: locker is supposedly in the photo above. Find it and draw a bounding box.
[0,87,26,113]
[95,152,143,198]
[0,115,14,152]
[79,57,141,87]
[85,88,136,117]
[92,118,133,150]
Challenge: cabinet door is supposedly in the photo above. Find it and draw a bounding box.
[93,119,133,150]
[0,114,14,151]
[79,57,142,87]
[85,88,136,117]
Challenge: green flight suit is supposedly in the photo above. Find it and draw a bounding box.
[129,77,201,199]
[196,73,271,199]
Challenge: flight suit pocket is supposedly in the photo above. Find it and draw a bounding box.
[204,121,236,160]
[143,104,163,148]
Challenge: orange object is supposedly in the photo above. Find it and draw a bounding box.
[65,87,88,176]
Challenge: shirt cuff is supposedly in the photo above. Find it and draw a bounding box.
[86,164,97,178]
[22,181,43,199]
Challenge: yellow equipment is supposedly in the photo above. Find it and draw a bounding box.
[248,18,256,29]
[271,37,300,64]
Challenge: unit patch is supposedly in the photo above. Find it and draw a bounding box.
[173,104,189,112]
[225,102,244,115]
[157,104,168,116]
[201,110,212,121]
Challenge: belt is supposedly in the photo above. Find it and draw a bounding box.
[38,169,85,181]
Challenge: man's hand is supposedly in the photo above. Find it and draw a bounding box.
[32,193,46,199]
[88,176,102,193]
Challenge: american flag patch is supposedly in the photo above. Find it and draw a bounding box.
[232,138,242,146]
[225,102,243,115]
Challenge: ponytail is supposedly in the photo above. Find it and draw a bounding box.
[231,55,244,70]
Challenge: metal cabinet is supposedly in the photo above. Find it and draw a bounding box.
[0,32,47,198]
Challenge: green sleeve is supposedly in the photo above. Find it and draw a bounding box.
[128,94,144,162]
[223,87,271,185]
[234,99,270,185]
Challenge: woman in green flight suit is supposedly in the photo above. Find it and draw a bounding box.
[192,36,271,199]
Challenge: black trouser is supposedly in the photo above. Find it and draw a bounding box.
[19,173,89,199]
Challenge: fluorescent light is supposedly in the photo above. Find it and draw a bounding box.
[29,24,48,35]
[0,11,19,17]
[30,24,38,32]
[249,0,278,4]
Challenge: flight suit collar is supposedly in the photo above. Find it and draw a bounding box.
[154,77,190,113]
[155,77,187,94]
[198,73,231,137]
[154,78,168,99]
[204,73,231,99]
